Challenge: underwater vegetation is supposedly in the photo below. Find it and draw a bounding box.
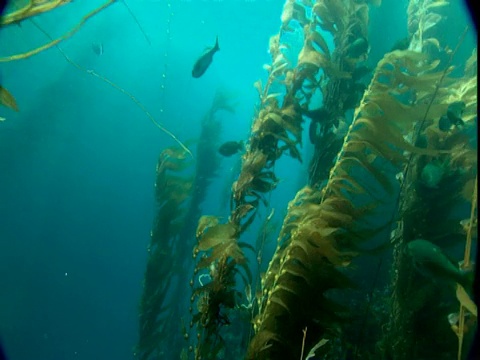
[141,0,477,359]
[0,0,192,155]
[1,0,476,359]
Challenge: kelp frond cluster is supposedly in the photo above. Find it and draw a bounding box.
[248,40,468,358]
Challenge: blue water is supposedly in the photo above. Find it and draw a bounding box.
[0,1,476,359]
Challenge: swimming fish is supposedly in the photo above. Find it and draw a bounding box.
[420,161,445,188]
[218,140,244,157]
[346,37,369,58]
[91,42,104,56]
[407,239,473,289]
[439,101,466,131]
[192,36,219,78]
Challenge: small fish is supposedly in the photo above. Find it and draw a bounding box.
[390,36,410,52]
[439,101,466,132]
[91,42,104,56]
[446,101,466,125]
[192,36,219,78]
[407,239,473,289]
[218,140,244,157]
[346,37,369,58]
[0,0,9,17]
[420,162,444,188]
[449,311,477,336]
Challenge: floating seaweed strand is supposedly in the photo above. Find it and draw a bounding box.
[23,12,192,157]
[0,0,116,62]
[122,0,151,45]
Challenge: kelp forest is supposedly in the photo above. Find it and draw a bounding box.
[135,1,478,359]
[1,1,477,360]
[136,0,477,360]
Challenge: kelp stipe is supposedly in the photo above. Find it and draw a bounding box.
[303,0,371,186]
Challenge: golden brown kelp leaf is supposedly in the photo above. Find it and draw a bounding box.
[0,85,19,111]
[196,215,220,238]
[249,183,357,359]
[197,223,236,251]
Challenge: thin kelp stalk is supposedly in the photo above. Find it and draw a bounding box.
[457,175,477,360]
[24,18,192,157]
[0,0,116,62]
[122,0,151,45]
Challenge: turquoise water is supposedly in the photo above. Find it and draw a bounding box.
[0,1,477,359]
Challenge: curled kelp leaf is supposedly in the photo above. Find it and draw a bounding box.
[196,215,220,238]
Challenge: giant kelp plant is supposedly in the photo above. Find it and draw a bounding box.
[136,146,194,360]
[382,2,478,359]
[136,90,236,360]
[133,0,477,359]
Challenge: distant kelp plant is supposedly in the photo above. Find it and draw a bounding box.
[136,90,236,360]
[135,146,194,360]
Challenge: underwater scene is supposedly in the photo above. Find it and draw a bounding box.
[0,0,477,359]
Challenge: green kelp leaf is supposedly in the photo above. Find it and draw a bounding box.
[0,85,19,111]
[305,338,329,360]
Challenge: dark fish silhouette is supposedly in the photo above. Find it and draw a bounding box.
[218,140,244,157]
[407,239,473,289]
[0,0,9,17]
[192,36,219,78]
[91,42,104,56]
[346,37,369,58]
[439,101,466,131]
